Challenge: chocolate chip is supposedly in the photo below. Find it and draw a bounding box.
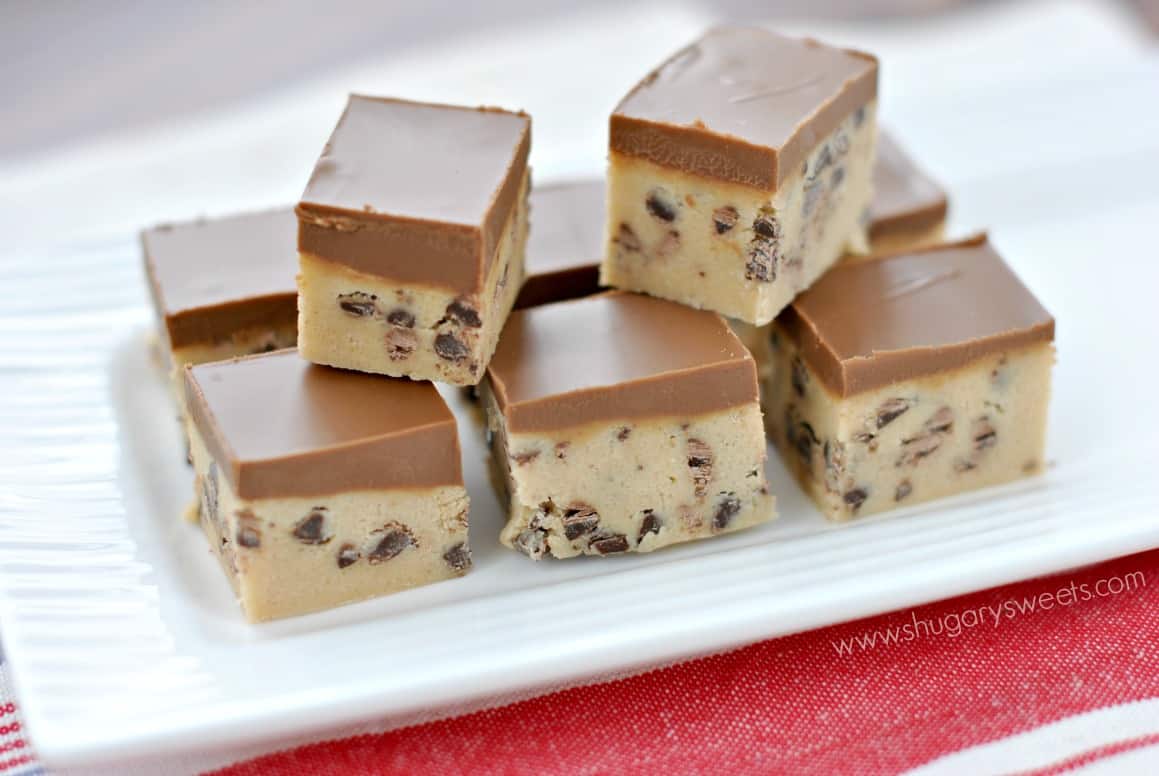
[589,532,629,555]
[292,509,332,545]
[712,493,741,531]
[712,205,739,234]
[745,239,777,282]
[645,189,677,222]
[973,417,998,452]
[386,309,415,328]
[337,543,360,569]
[687,438,714,498]
[443,542,472,573]
[791,357,808,398]
[811,145,833,178]
[895,480,913,502]
[434,333,469,362]
[843,487,868,514]
[802,180,824,218]
[201,462,219,523]
[656,229,681,259]
[528,500,556,531]
[752,208,780,240]
[795,421,818,464]
[897,408,954,467]
[638,510,662,541]
[385,328,417,361]
[512,449,540,466]
[445,299,482,328]
[616,426,632,441]
[853,431,878,452]
[615,223,642,253]
[562,503,600,540]
[831,167,845,187]
[784,407,800,450]
[954,458,978,473]
[896,433,944,468]
[875,398,913,429]
[337,291,378,318]
[925,407,954,435]
[235,510,261,549]
[824,440,847,494]
[367,523,415,564]
[554,442,570,460]
[514,529,550,560]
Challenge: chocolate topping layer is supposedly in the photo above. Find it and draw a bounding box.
[778,235,1055,397]
[515,180,605,309]
[142,208,298,349]
[610,27,877,191]
[298,95,531,292]
[185,350,462,499]
[488,291,758,433]
[869,131,949,240]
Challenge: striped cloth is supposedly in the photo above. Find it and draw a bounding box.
[6,547,1159,775]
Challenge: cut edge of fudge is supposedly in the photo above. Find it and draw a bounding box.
[778,233,1056,398]
[141,207,299,351]
[480,290,774,560]
[297,94,532,294]
[486,291,760,434]
[610,27,878,192]
[184,350,464,500]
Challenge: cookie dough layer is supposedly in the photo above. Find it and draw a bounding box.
[602,105,875,326]
[482,385,773,559]
[298,171,528,386]
[189,424,470,622]
[764,329,1052,520]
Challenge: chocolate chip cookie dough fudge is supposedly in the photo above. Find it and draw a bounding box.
[297,95,531,385]
[514,180,605,309]
[764,235,1054,521]
[481,292,775,560]
[143,207,299,405]
[602,27,878,326]
[860,131,948,257]
[185,350,470,621]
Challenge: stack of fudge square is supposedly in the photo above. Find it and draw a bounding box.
[142,27,1055,622]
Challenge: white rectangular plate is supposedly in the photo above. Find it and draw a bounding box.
[2,224,1159,771]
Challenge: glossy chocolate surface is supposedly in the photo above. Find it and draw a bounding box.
[186,350,462,498]
[515,180,605,308]
[298,96,531,292]
[142,208,298,348]
[869,131,949,241]
[611,27,877,191]
[488,292,758,433]
[779,235,1055,396]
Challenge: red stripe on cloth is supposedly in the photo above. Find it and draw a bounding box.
[1012,732,1159,776]
[215,548,1159,776]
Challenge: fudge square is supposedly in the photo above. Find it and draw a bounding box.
[297,95,531,385]
[763,235,1054,522]
[143,207,298,394]
[481,291,775,560]
[602,27,878,326]
[514,180,605,309]
[185,350,470,622]
[862,131,949,256]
